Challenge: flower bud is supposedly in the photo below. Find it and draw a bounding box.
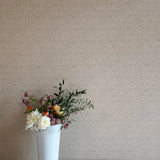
[22,98,26,104]
[43,112,49,116]
[24,91,29,97]
[29,95,35,100]
[49,105,55,110]
[47,95,53,100]
[22,98,30,106]
[26,106,32,112]
[47,103,51,108]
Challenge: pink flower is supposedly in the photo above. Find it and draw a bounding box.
[51,121,56,125]
[22,98,29,106]
[47,95,53,100]
[48,114,54,119]
[64,122,69,129]
[39,98,46,106]
[29,95,35,100]
[51,118,56,125]
[24,91,29,97]
[56,119,62,124]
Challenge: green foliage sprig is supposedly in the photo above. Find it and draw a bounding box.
[53,80,94,118]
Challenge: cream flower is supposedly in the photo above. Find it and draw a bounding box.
[25,109,42,131]
[38,116,51,130]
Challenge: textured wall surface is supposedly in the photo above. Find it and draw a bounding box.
[0,0,160,160]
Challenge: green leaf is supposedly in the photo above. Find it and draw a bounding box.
[54,93,59,97]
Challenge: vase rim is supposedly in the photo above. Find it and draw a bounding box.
[37,124,62,132]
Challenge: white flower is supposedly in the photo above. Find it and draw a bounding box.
[25,109,42,131]
[38,116,51,130]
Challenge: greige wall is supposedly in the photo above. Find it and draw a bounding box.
[0,0,160,160]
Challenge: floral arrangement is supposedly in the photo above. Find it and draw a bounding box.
[22,80,94,131]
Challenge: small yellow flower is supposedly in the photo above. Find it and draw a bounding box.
[54,105,63,116]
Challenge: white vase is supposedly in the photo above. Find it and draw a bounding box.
[36,124,62,160]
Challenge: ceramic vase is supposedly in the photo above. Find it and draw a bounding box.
[36,124,61,160]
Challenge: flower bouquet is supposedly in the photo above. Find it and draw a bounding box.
[22,80,94,160]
